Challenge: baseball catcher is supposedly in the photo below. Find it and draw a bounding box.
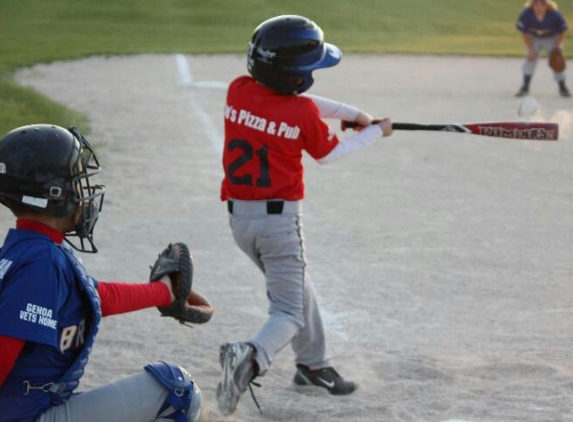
[149,242,214,325]
[0,125,207,422]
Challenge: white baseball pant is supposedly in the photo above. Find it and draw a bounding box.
[228,199,332,374]
[523,35,566,82]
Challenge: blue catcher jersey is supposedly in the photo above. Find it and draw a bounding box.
[0,227,100,422]
[517,8,568,37]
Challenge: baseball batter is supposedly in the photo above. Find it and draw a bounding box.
[0,125,203,422]
[216,15,392,415]
[516,0,570,97]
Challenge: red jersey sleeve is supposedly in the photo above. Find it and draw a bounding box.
[300,97,339,160]
[0,335,25,387]
[98,281,172,317]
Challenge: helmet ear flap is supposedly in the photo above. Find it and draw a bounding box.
[289,77,305,87]
[288,70,316,94]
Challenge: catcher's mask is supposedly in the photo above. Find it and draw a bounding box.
[247,15,342,95]
[0,124,105,253]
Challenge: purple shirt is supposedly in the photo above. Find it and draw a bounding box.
[517,8,568,37]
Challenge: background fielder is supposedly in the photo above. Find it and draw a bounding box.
[516,0,570,97]
[216,15,393,415]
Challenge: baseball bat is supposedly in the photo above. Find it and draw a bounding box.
[341,120,559,141]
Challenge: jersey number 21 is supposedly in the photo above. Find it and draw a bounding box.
[227,139,271,187]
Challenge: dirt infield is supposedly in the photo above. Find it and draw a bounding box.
[7,54,573,422]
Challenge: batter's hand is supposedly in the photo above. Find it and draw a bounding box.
[376,118,393,137]
[354,110,374,128]
[527,48,537,61]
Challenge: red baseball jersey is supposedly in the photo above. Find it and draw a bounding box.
[221,76,339,201]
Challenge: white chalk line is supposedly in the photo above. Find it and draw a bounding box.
[175,54,224,157]
[440,420,513,422]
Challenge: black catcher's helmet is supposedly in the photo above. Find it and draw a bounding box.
[0,124,105,253]
[247,15,342,95]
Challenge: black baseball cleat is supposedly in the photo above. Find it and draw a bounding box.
[293,364,357,395]
[559,83,571,98]
[515,85,529,97]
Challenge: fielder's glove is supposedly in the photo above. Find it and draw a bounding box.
[149,242,214,325]
[549,48,566,73]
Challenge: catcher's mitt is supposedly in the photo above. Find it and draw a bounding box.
[150,242,214,325]
[549,48,566,73]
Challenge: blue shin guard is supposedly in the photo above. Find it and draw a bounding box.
[144,361,202,422]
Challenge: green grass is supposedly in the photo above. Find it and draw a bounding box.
[1,0,572,135]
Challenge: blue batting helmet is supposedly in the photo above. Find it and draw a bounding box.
[247,15,342,95]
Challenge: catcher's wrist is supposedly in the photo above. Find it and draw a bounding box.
[158,275,176,302]
[154,281,174,307]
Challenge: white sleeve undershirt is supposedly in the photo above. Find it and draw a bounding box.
[302,93,361,120]
[318,125,383,164]
[302,94,384,164]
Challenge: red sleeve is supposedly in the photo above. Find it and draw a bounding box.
[0,336,25,388]
[98,282,172,317]
[301,98,339,160]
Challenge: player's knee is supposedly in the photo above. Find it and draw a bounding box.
[144,361,202,422]
[270,307,305,329]
[267,291,306,327]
